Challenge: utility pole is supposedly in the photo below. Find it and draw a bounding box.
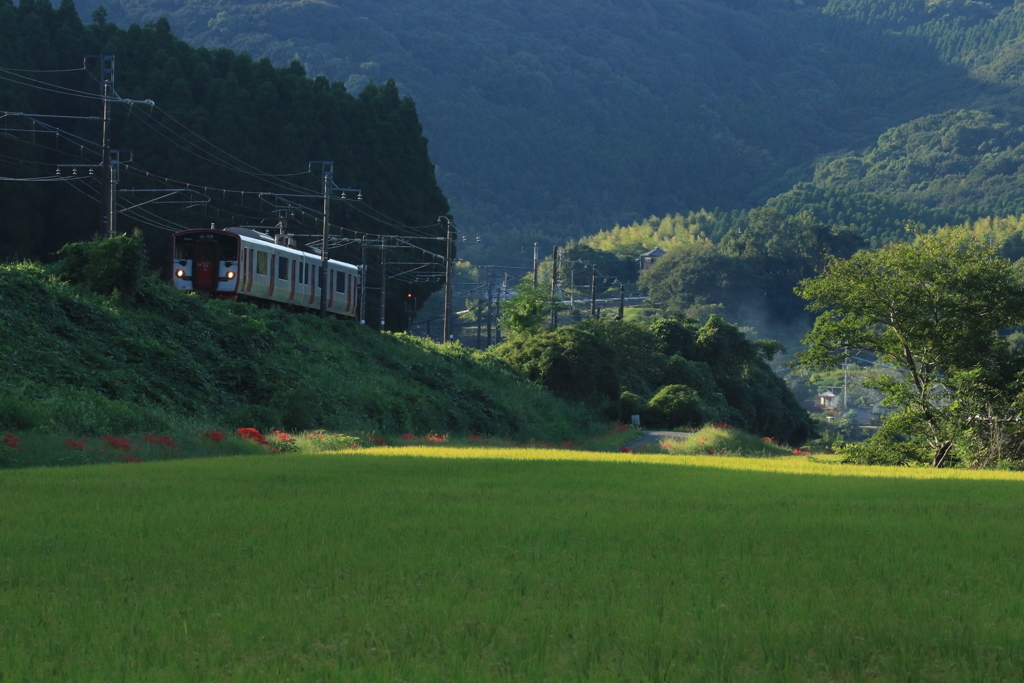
[379,237,387,330]
[316,161,333,318]
[486,280,493,347]
[359,238,368,325]
[843,346,849,411]
[84,54,152,237]
[617,281,625,320]
[590,265,597,317]
[533,242,539,286]
[441,217,454,343]
[97,55,115,237]
[550,245,559,329]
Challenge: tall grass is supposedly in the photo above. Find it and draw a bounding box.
[4,450,1024,680]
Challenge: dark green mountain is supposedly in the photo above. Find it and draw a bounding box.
[67,0,1022,263]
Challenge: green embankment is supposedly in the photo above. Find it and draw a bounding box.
[4,453,1024,680]
[0,257,595,441]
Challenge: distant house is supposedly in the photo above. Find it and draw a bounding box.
[816,390,838,411]
[637,247,666,271]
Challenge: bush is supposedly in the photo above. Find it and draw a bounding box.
[50,232,148,301]
[645,384,707,428]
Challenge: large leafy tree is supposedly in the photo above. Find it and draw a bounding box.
[796,229,1024,467]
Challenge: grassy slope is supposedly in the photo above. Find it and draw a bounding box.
[3,450,1024,681]
[0,261,595,440]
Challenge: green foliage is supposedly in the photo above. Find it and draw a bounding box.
[797,229,1024,466]
[497,280,560,338]
[645,384,707,429]
[489,325,620,405]
[491,315,813,443]
[63,0,1003,263]
[50,231,148,300]
[0,254,597,441]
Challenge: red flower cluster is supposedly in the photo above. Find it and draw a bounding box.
[612,421,630,434]
[119,453,143,463]
[144,434,177,449]
[369,436,386,446]
[620,446,635,453]
[793,448,811,455]
[272,430,295,443]
[714,423,732,430]
[235,428,269,446]
[65,438,87,450]
[102,435,134,451]
[402,433,416,440]
[468,434,481,441]
[201,430,225,442]
[2,433,19,449]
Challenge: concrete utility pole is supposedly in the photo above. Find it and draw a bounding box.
[533,242,539,286]
[309,160,359,318]
[590,265,597,317]
[359,238,368,325]
[317,162,333,318]
[96,55,115,237]
[550,245,559,329]
[617,281,625,320]
[486,280,493,347]
[379,237,387,330]
[441,217,454,343]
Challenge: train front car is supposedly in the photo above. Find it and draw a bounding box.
[171,229,241,298]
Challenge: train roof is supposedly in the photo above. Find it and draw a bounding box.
[174,226,357,271]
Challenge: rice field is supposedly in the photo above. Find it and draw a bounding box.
[4,446,1024,681]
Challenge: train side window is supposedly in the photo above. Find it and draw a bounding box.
[278,257,289,280]
[335,271,346,294]
[256,251,268,275]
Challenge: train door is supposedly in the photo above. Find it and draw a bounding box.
[194,241,217,292]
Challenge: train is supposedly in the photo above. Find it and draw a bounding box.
[171,227,360,317]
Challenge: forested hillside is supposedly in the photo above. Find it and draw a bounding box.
[67,0,1023,263]
[0,0,450,328]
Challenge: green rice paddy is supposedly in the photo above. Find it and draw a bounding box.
[4,448,1024,681]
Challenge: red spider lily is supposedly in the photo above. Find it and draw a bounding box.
[425,432,447,443]
[763,436,775,444]
[561,441,573,447]
[402,433,417,440]
[370,436,386,446]
[2,433,19,449]
[468,434,481,441]
[662,443,670,449]
[272,430,296,443]
[707,449,715,455]
[201,430,225,442]
[65,438,87,450]
[102,435,135,451]
[620,446,635,453]
[118,453,143,463]
[714,423,732,430]
[793,448,811,455]
[235,428,269,446]
[144,434,177,449]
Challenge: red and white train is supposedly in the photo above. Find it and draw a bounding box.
[171,227,360,317]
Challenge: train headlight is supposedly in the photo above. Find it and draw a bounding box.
[175,269,185,278]
[227,271,236,280]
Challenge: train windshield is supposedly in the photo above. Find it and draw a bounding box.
[174,231,239,261]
